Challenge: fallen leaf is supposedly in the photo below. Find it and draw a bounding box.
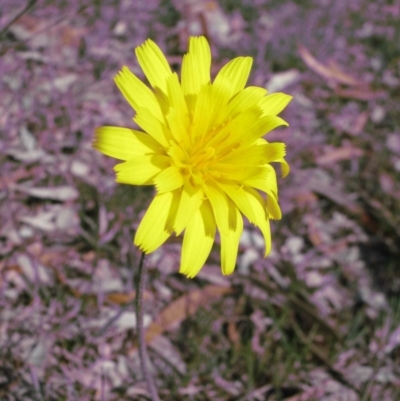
[143,285,232,345]
[227,321,241,348]
[19,205,79,232]
[39,74,78,93]
[214,375,242,396]
[19,210,59,231]
[19,126,36,151]
[266,69,301,92]
[308,180,362,215]
[290,189,318,208]
[17,51,50,63]
[298,44,362,86]
[379,173,394,193]
[0,166,42,191]
[196,265,231,286]
[339,364,374,387]
[266,263,290,289]
[26,338,49,367]
[173,0,232,47]
[15,185,79,201]
[349,112,369,136]
[304,215,324,247]
[375,366,397,384]
[6,148,51,163]
[8,15,48,48]
[315,146,364,165]
[27,243,70,268]
[59,24,88,47]
[106,292,136,304]
[15,253,51,284]
[386,133,400,154]
[70,160,90,177]
[149,335,187,374]
[9,15,87,51]
[334,86,386,100]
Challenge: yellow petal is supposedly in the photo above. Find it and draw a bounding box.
[258,93,293,116]
[191,83,231,142]
[174,182,204,235]
[167,141,188,168]
[214,163,264,182]
[93,126,160,161]
[244,165,281,220]
[181,36,211,95]
[218,181,257,223]
[154,165,184,193]
[211,107,285,152]
[226,86,267,118]
[222,185,271,256]
[244,165,278,196]
[260,215,271,257]
[180,200,216,278]
[191,84,215,142]
[214,57,253,96]
[208,77,232,129]
[274,157,290,177]
[134,108,170,147]
[266,193,282,220]
[207,107,262,149]
[219,142,286,165]
[209,73,235,111]
[190,81,233,145]
[214,113,287,150]
[166,108,190,148]
[165,73,190,145]
[114,155,169,185]
[134,191,180,253]
[256,142,287,164]
[166,73,188,117]
[220,203,243,275]
[135,39,172,93]
[153,86,170,115]
[114,66,163,120]
[242,188,271,256]
[203,181,236,235]
[232,115,289,146]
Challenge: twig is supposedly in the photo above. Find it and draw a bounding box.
[135,252,161,401]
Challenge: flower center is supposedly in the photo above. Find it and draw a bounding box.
[167,117,240,185]
[189,146,215,169]
[183,145,216,181]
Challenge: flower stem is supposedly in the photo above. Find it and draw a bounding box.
[135,252,161,401]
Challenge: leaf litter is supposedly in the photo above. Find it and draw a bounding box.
[0,0,400,400]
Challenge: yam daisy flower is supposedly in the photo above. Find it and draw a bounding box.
[93,36,291,278]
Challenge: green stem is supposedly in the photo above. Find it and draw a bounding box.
[135,252,161,401]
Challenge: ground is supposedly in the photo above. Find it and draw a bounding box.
[0,0,400,400]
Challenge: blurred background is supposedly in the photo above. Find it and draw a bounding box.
[1,0,400,400]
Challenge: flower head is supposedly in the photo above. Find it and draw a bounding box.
[93,36,291,277]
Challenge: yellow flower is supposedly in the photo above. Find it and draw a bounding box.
[93,36,291,278]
